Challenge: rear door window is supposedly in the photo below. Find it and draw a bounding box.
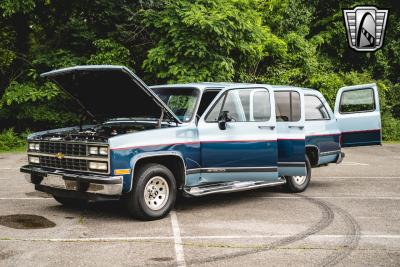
[339,88,375,113]
[275,91,301,122]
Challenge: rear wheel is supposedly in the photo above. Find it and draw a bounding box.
[53,196,88,207]
[284,156,311,193]
[125,163,176,220]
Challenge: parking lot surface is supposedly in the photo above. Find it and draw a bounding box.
[0,144,399,267]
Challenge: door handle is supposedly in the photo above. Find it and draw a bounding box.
[258,126,275,130]
[288,125,304,129]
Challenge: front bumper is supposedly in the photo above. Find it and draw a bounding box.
[21,165,123,200]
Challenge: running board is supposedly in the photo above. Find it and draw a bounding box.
[183,179,286,197]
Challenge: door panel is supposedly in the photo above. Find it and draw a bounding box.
[275,90,306,176]
[334,83,381,147]
[196,87,278,185]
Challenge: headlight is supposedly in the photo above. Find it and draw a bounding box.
[88,162,108,171]
[29,156,40,164]
[89,146,99,155]
[89,146,108,156]
[99,147,108,155]
[29,143,40,151]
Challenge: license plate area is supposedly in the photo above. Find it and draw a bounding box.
[42,174,66,189]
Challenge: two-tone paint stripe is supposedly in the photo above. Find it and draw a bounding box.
[111,139,280,151]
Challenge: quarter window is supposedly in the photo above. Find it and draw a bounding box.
[305,95,330,120]
[339,88,375,113]
[205,89,271,122]
[275,91,301,122]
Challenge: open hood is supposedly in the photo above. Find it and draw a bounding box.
[41,65,181,123]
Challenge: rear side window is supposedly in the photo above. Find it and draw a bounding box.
[305,95,330,120]
[275,91,301,122]
[339,88,375,113]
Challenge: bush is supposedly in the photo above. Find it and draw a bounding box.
[381,113,400,142]
[0,129,28,152]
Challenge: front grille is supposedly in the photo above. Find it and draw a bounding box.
[38,156,89,172]
[38,142,87,156]
[28,141,109,174]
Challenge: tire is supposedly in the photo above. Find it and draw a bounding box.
[284,156,311,193]
[125,163,176,220]
[53,195,88,207]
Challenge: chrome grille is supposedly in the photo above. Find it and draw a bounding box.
[28,141,109,174]
[38,156,88,172]
[38,142,87,156]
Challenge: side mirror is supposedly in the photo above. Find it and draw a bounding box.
[218,111,230,130]
[218,119,226,130]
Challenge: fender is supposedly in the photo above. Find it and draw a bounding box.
[127,151,187,192]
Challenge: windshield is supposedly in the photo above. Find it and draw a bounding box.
[151,88,199,122]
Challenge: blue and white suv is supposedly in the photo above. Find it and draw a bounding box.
[21,66,381,220]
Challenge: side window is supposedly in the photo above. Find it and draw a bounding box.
[339,88,375,113]
[205,94,225,122]
[252,91,271,121]
[305,95,330,120]
[275,91,301,122]
[205,89,271,122]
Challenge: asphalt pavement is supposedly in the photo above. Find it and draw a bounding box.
[0,144,399,267]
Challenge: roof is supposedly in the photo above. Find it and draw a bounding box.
[150,82,320,94]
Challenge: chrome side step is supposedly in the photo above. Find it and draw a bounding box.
[183,179,286,197]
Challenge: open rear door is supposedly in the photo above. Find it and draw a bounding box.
[334,83,381,147]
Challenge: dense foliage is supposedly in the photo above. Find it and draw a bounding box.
[0,0,399,149]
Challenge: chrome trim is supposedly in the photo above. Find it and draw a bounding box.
[320,150,341,156]
[27,151,110,175]
[186,166,278,175]
[184,179,286,197]
[336,152,345,164]
[24,168,123,196]
[129,151,187,192]
[27,152,109,161]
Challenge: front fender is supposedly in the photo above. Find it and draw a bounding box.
[128,151,186,192]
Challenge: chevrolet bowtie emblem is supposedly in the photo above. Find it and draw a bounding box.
[55,152,65,159]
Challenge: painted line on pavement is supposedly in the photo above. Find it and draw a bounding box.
[253,196,400,200]
[341,162,369,166]
[170,210,186,267]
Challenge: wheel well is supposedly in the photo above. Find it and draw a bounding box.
[134,156,185,189]
[306,146,319,167]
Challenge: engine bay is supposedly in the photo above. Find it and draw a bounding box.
[32,120,167,143]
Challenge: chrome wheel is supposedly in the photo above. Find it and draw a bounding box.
[292,175,307,185]
[144,176,169,211]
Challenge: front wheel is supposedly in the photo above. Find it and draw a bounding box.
[125,163,176,220]
[284,156,311,193]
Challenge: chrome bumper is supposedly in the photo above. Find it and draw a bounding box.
[21,165,123,197]
[336,152,345,164]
